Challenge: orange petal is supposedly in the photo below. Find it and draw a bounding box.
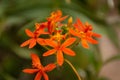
[87,37,98,44]
[57,50,64,66]
[25,29,34,37]
[56,10,62,17]
[40,22,48,29]
[43,72,49,80]
[20,39,30,47]
[44,64,56,72]
[69,29,80,38]
[77,18,85,30]
[92,33,101,38]
[61,38,76,47]
[47,21,54,34]
[86,31,92,37]
[45,39,57,48]
[56,15,68,22]
[37,38,46,45]
[31,53,41,67]
[74,22,80,30]
[35,22,47,30]
[43,49,56,56]
[62,48,76,56]
[81,39,89,49]
[40,31,49,35]
[34,72,42,80]
[22,69,39,74]
[29,39,36,48]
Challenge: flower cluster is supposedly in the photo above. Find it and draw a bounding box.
[21,10,101,80]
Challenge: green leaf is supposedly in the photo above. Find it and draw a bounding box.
[11,45,37,59]
[0,33,37,59]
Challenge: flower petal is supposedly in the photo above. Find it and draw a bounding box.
[74,22,80,30]
[22,69,39,74]
[20,39,30,47]
[37,38,46,45]
[69,29,80,38]
[43,49,56,56]
[25,29,34,37]
[76,18,85,30]
[92,33,101,38]
[31,53,41,67]
[29,39,36,48]
[57,50,64,66]
[86,31,93,37]
[34,72,42,80]
[62,48,76,56]
[56,15,68,22]
[43,72,49,80]
[61,38,76,48]
[87,37,98,44]
[40,31,49,35]
[47,21,53,34]
[44,64,56,72]
[81,39,89,49]
[45,39,57,48]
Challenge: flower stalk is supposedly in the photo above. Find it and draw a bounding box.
[65,59,81,80]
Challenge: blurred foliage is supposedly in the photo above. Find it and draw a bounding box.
[0,0,120,80]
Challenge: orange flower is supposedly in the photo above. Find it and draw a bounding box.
[20,27,47,48]
[70,18,101,49]
[47,10,68,34]
[43,38,76,66]
[23,53,56,80]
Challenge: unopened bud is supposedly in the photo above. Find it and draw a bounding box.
[67,17,73,27]
[68,17,72,24]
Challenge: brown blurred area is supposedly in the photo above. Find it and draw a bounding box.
[99,35,120,80]
[98,0,120,80]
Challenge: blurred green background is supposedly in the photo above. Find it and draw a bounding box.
[0,0,120,80]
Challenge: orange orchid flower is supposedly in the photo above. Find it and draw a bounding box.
[20,27,48,48]
[43,38,76,66]
[47,10,68,34]
[23,53,56,80]
[70,18,101,49]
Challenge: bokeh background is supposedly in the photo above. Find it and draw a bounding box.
[0,0,120,80]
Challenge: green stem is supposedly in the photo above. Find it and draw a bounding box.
[42,45,50,50]
[65,59,81,80]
